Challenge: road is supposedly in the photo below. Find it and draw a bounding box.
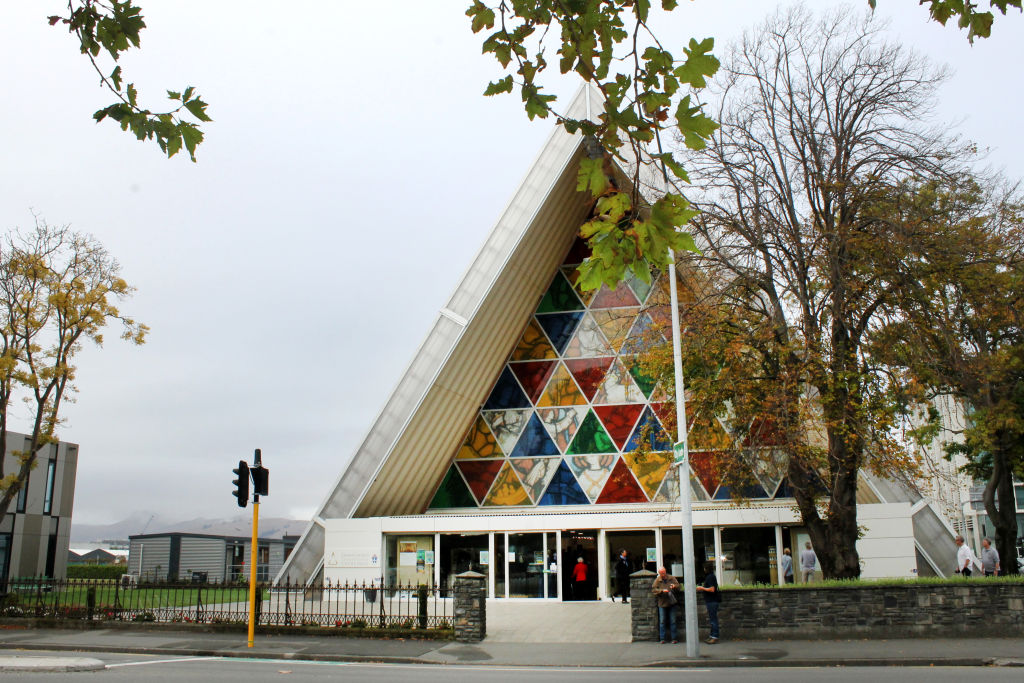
[7,652,1023,682]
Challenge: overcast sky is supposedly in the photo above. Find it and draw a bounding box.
[1,2,1021,528]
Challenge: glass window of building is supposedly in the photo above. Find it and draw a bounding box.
[42,459,56,515]
[15,471,29,513]
[662,528,713,579]
[384,535,434,587]
[720,526,777,585]
[439,533,489,594]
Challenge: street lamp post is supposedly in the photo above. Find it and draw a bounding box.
[667,248,699,658]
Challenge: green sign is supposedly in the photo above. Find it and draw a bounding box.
[673,442,687,464]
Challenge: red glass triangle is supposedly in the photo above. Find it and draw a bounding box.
[510,360,557,403]
[650,402,675,430]
[596,458,649,504]
[689,451,721,496]
[591,283,641,309]
[456,460,505,503]
[593,404,645,449]
[564,357,614,401]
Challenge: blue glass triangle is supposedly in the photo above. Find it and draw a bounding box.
[713,484,769,500]
[624,406,673,451]
[538,459,591,506]
[484,367,531,410]
[536,312,584,355]
[509,412,560,458]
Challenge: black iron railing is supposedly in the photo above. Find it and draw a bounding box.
[0,576,451,630]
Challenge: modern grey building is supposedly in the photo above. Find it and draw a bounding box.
[1,432,78,580]
[127,532,296,583]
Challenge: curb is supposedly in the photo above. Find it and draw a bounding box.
[0,655,106,673]
[0,643,1014,668]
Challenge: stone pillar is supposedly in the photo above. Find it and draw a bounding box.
[629,569,657,641]
[453,571,486,642]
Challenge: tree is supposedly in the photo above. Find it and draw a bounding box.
[468,1,1021,287]
[870,178,1024,574]
[48,1,210,160]
[663,6,975,578]
[0,219,148,520]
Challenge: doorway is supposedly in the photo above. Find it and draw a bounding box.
[561,529,599,600]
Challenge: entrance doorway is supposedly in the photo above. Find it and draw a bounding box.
[561,529,598,600]
[606,530,656,600]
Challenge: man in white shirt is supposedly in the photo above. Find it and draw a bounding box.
[955,535,978,577]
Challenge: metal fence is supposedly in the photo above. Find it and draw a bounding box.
[0,576,452,630]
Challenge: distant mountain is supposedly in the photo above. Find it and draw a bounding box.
[71,513,308,543]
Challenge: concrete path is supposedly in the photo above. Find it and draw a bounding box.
[0,626,1023,668]
[486,600,632,642]
[0,655,106,672]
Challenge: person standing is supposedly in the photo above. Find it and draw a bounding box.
[800,541,817,583]
[980,537,1001,577]
[780,547,794,584]
[571,556,588,600]
[651,566,680,644]
[613,549,632,603]
[955,535,979,577]
[696,561,722,643]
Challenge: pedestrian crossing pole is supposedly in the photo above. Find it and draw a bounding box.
[247,488,259,648]
[667,248,699,658]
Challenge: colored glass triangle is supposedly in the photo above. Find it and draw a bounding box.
[566,409,617,454]
[509,412,561,458]
[456,460,505,504]
[428,465,478,509]
[536,406,588,453]
[592,308,638,352]
[624,406,672,452]
[536,362,587,407]
[689,451,721,496]
[624,356,658,398]
[511,318,558,361]
[653,466,710,503]
[743,417,786,447]
[592,358,645,404]
[563,313,612,358]
[510,360,557,404]
[563,236,591,265]
[564,357,614,401]
[511,457,561,503]
[483,461,531,506]
[596,458,649,504]
[590,283,640,309]
[484,367,531,410]
[566,454,617,501]
[593,404,645,450]
[536,271,584,313]
[536,312,583,355]
[482,408,532,454]
[622,451,674,499]
[538,459,591,506]
[714,483,769,500]
[688,414,732,451]
[561,266,596,307]
[457,415,503,459]
[621,312,663,354]
[626,267,655,304]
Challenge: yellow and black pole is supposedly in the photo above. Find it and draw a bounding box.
[232,448,269,649]
[247,488,259,648]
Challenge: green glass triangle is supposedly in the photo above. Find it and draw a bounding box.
[566,409,617,454]
[536,272,584,313]
[628,363,657,398]
[428,465,477,509]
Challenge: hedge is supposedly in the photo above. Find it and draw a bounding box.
[66,565,128,579]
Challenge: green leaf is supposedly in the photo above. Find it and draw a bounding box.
[166,89,180,100]
[674,38,719,88]
[467,1,495,33]
[110,66,123,91]
[653,153,689,183]
[126,82,138,107]
[183,97,212,122]
[674,96,719,150]
[179,123,203,162]
[577,157,609,196]
[484,75,514,96]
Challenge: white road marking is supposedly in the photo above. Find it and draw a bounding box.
[105,656,223,668]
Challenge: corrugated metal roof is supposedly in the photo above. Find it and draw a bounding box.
[278,86,604,584]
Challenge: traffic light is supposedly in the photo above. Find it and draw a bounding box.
[250,465,269,497]
[232,460,250,508]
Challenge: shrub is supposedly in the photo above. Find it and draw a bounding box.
[67,565,128,580]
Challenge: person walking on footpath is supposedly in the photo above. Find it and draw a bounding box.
[613,549,631,603]
[651,566,680,643]
[696,561,722,643]
[800,541,817,583]
[780,547,794,584]
[955,535,980,577]
[980,538,1000,576]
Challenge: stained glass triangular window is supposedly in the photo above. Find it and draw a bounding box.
[539,459,591,506]
[563,313,612,358]
[593,404,645,450]
[510,360,557,404]
[592,309,638,353]
[536,362,587,407]
[457,460,505,504]
[536,406,588,453]
[622,450,673,500]
[537,271,584,313]
[511,457,561,503]
[566,454,617,502]
[591,283,641,309]
[428,465,478,509]
[564,357,614,401]
[483,462,531,506]
[562,266,596,307]
[592,358,645,404]
[484,367,531,410]
[483,409,532,454]
[509,412,560,459]
[566,409,617,454]
[596,458,649,504]
[624,406,672,452]
[511,319,558,361]
[536,312,584,355]
[457,415,503,460]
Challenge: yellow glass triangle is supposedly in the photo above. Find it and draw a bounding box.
[483,461,531,506]
[536,362,587,407]
[457,415,503,459]
[592,308,638,352]
[511,319,558,361]
[623,451,674,499]
[688,413,732,451]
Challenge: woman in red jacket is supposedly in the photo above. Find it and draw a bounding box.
[571,557,588,600]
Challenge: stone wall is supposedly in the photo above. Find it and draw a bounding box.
[630,576,1024,641]
[453,571,486,642]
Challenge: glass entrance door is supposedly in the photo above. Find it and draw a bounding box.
[561,529,599,600]
[504,532,559,598]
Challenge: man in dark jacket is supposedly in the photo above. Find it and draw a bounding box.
[613,549,631,603]
[651,567,680,643]
[695,561,721,643]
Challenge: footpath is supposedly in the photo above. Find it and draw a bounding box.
[0,626,1023,669]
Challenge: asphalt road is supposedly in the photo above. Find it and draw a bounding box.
[5,653,1023,682]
